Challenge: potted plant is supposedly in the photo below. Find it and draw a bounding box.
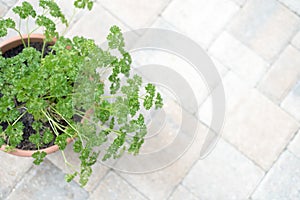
[0,0,163,186]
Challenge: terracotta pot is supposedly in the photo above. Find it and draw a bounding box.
[0,34,71,157]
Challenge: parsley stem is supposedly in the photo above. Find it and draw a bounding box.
[12,110,27,126]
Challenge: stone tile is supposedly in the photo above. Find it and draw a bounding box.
[182,139,264,200]
[65,2,128,45]
[89,171,146,200]
[2,0,18,7]
[0,151,33,199]
[6,159,88,200]
[47,142,109,192]
[130,49,209,114]
[203,72,300,170]
[162,0,239,49]
[169,185,199,200]
[0,2,7,17]
[279,0,300,16]
[117,118,209,200]
[229,0,300,62]
[99,0,170,28]
[252,151,300,200]
[281,81,300,121]
[258,45,300,104]
[230,0,247,7]
[209,31,269,86]
[292,31,300,50]
[289,130,300,158]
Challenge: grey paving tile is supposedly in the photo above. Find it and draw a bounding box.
[182,139,264,200]
[229,0,300,62]
[99,0,170,28]
[2,0,17,7]
[289,130,300,158]
[292,31,300,50]
[89,171,146,200]
[162,0,239,49]
[0,151,33,199]
[209,31,269,86]
[47,142,109,192]
[200,72,300,170]
[0,2,7,17]
[281,81,300,121]
[258,45,300,104]
[230,0,247,7]
[169,185,199,200]
[6,159,89,200]
[252,150,300,200]
[279,0,300,16]
[117,116,209,200]
[65,2,129,45]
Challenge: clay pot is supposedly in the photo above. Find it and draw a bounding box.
[0,34,71,157]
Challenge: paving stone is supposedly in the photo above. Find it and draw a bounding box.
[202,72,299,170]
[169,185,199,200]
[230,0,247,7]
[289,130,300,158]
[229,0,300,62]
[182,139,264,200]
[0,2,7,17]
[47,142,109,192]
[6,159,88,200]
[281,81,300,121]
[209,31,269,86]
[279,0,300,16]
[99,0,170,28]
[89,171,146,200]
[0,151,33,199]
[65,2,128,45]
[2,0,18,7]
[162,0,239,49]
[258,45,300,104]
[252,151,300,200]
[130,48,209,114]
[292,31,300,49]
[117,117,209,200]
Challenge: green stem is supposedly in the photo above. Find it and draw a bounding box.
[12,110,27,126]
[41,40,47,59]
[61,151,78,172]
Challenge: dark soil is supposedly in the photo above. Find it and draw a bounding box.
[2,42,53,58]
[1,42,74,150]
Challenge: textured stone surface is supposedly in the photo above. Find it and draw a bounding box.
[5,160,89,200]
[229,0,300,62]
[169,185,199,200]
[0,152,33,199]
[99,0,171,28]
[0,2,7,17]
[90,171,146,200]
[2,0,18,7]
[47,142,109,192]
[258,46,300,104]
[230,0,247,7]
[209,31,269,86]
[292,31,300,49]
[279,0,300,16]
[214,72,299,170]
[281,81,300,121]
[117,118,208,200]
[289,130,300,158]
[182,139,264,200]
[66,2,128,44]
[162,0,239,48]
[252,151,300,200]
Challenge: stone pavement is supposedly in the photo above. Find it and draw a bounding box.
[1,0,300,199]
